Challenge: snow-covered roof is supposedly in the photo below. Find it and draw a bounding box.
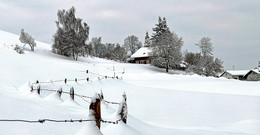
[249,69,260,74]
[130,47,151,58]
[225,70,249,76]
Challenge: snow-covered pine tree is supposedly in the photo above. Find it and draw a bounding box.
[19,29,36,51]
[52,6,90,60]
[150,17,183,72]
[144,31,151,47]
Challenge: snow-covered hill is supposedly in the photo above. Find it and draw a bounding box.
[0,30,260,135]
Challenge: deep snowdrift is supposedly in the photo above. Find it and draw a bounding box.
[0,30,260,135]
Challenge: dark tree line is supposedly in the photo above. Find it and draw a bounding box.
[88,37,127,62]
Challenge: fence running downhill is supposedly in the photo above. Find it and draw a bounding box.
[31,69,123,85]
[29,85,128,129]
[0,69,128,132]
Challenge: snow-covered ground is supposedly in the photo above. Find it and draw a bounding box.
[0,30,260,135]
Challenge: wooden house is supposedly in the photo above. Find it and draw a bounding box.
[220,70,249,80]
[244,69,260,81]
[130,47,151,64]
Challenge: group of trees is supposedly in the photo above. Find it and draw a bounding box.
[19,6,223,77]
[88,37,127,62]
[146,16,223,76]
[50,7,143,63]
[184,37,223,76]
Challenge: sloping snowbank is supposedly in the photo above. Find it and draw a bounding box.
[0,30,260,135]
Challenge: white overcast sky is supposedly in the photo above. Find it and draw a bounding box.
[0,0,260,70]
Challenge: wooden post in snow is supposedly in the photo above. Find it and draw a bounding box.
[30,85,33,92]
[89,93,101,129]
[37,85,41,95]
[57,87,62,97]
[117,92,127,124]
[100,90,104,100]
[64,78,67,84]
[70,87,74,100]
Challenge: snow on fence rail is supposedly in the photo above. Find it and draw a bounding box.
[30,86,119,105]
[31,70,123,85]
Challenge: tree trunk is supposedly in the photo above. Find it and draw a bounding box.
[166,58,169,72]
[31,45,34,51]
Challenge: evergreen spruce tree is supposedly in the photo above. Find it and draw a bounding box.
[150,17,183,72]
[144,31,151,47]
[52,6,90,60]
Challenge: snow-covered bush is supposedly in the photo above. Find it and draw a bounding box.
[13,44,24,54]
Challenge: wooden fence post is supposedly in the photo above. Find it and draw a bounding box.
[37,85,41,95]
[89,93,101,129]
[30,85,33,92]
[57,87,62,97]
[100,90,104,100]
[87,77,89,82]
[70,87,74,100]
[64,78,67,84]
[117,92,127,124]
[75,78,77,83]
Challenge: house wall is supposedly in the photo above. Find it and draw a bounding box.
[135,57,150,64]
[221,72,244,80]
[246,72,260,81]
[221,72,233,79]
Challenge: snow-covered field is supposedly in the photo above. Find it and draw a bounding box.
[0,30,260,135]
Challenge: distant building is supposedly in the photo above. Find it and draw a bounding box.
[130,47,151,64]
[244,69,260,81]
[220,70,249,80]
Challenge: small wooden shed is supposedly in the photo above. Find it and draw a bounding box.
[244,69,260,81]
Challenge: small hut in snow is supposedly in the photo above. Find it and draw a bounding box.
[244,69,260,81]
[130,47,151,64]
[220,70,249,80]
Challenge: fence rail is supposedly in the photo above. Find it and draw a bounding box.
[31,70,123,85]
[31,88,120,105]
[0,118,123,124]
